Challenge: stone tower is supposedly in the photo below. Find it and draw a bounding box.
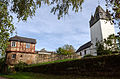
[89,5,115,53]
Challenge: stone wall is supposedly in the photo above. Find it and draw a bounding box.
[36,54,81,63]
[6,52,38,65]
[6,52,81,65]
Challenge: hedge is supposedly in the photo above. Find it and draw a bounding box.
[22,54,120,76]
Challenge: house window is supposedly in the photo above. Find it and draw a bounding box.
[80,52,82,56]
[11,41,16,47]
[26,43,30,48]
[84,50,86,55]
[12,54,16,59]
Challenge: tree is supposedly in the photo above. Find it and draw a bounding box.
[0,0,119,55]
[105,0,120,26]
[56,44,75,55]
[0,2,14,54]
[96,34,120,55]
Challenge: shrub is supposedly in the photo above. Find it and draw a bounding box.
[0,57,10,74]
[14,61,28,71]
[97,50,112,55]
[0,57,5,72]
[84,54,94,58]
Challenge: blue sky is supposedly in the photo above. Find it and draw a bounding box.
[12,0,119,51]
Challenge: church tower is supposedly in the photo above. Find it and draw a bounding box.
[76,5,115,57]
[89,5,115,52]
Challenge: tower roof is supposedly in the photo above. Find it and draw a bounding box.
[89,5,112,27]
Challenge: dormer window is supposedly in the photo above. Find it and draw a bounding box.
[26,43,30,48]
[11,41,16,47]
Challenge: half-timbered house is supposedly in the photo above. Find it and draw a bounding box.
[6,35,37,65]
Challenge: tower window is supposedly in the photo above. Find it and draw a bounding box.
[20,55,23,57]
[26,43,30,48]
[11,41,16,47]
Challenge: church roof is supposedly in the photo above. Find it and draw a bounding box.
[89,5,111,27]
[9,35,36,44]
[76,41,92,53]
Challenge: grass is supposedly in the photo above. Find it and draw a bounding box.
[0,72,119,79]
[0,72,80,79]
[26,58,77,67]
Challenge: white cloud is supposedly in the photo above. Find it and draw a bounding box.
[13,0,115,51]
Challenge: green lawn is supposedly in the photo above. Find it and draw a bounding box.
[0,72,119,79]
[0,72,81,79]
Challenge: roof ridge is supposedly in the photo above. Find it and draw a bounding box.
[9,36,36,44]
[14,35,36,40]
[76,41,92,52]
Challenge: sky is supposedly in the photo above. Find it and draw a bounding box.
[11,0,119,51]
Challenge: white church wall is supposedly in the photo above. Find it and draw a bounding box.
[90,19,115,54]
[77,46,97,57]
[90,20,103,46]
[90,20,103,54]
[100,19,115,39]
[90,45,97,56]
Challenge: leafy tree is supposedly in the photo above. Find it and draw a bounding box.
[0,57,9,73]
[105,0,120,26]
[0,2,14,54]
[96,41,112,55]
[56,44,75,55]
[96,34,120,55]
[0,0,119,55]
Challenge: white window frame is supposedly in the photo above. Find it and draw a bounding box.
[26,43,30,48]
[11,41,16,47]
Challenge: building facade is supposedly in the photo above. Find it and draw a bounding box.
[6,35,37,65]
[76,5,115,57]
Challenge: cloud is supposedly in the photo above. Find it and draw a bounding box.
[13,0,114,51]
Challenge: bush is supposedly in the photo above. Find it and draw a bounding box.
[15,61,28,71]
[0,57,5,72]
[0,57,10,74]
[97,50,112,55]
[84,54,94,58]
